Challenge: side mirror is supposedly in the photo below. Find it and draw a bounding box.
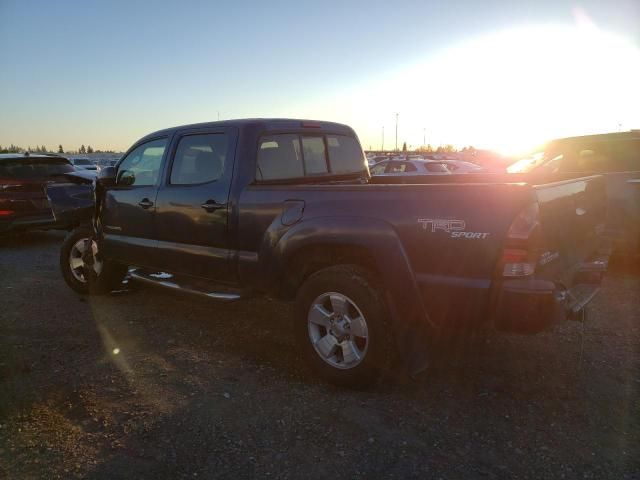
[117,170,136,186]
[96,166,117,187]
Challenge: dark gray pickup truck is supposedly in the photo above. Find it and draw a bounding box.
[57,119,609,386]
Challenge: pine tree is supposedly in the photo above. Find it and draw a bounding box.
[58,145,64,154]
[79,145,86,154]
[402,142,407,152]
[87,145,94,154]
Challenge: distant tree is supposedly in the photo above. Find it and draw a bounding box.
[79,145,86,154]
[87,145,94,154]
[402,142,407,152]
[58,145,64,154]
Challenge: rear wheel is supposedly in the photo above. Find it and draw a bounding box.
[60,227,127,295]
[294,265,394,387]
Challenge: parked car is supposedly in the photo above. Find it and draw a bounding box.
[70,157,98,170]
[439,160,486,173]
[0,153,92,235]
[370,158,451,175]
[508,131,640,255]
[59,118,609,386]
[367,155,388,166]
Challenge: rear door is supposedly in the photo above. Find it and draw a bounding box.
[101,137,168,266]
[153,128,237,281]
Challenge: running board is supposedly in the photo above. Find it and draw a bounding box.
[128,268,244,301]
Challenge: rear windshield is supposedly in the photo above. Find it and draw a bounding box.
[256,134,365,182]
[0,159,75,178]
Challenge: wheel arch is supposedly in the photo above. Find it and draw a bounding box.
[261,216,434,375]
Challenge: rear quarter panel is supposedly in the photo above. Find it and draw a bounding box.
[237,182,532,331]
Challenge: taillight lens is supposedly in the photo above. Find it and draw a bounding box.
[499,203,541,277]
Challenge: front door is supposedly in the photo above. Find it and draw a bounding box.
[154,129,237,282]
[101,137,168,267]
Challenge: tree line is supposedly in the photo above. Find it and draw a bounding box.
[0,144,117,154]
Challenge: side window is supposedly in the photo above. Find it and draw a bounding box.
[387,162,416,173]
[256,134,303,181]
[426,163,448,173]
[370,162,387,174]
[170,133,228,185]
[301,136,328,175]
[117,138,167,186]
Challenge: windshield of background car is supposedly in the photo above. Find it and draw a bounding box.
[0,159,75,178]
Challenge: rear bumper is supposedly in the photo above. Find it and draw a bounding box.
[492,257,608,334]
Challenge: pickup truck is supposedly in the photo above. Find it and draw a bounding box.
[58,119,609,386]
[508,130,640,256]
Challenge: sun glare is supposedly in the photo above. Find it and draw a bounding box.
[347,24,640,154]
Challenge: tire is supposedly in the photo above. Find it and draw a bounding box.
[294,265,395,388]
[60,226,127,295]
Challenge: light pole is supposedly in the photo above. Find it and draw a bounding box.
[423,128,426,148]
[381,126,385,152]
[395,113,399,151]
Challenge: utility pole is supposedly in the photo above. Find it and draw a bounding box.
[381,126,384,152]
[423,128,426,147]
[395,113,399,151]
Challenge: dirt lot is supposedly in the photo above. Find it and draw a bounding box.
[0,231,638,479]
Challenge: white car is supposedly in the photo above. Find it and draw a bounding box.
[70,158,97,171]
[369,158,451,175]
[439,160,486,173]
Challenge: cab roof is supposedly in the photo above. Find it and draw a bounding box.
[138,118,356,143]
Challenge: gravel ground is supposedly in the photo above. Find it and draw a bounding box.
[0,231,638,479]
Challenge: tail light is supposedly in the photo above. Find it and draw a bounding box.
[499,202,542,277]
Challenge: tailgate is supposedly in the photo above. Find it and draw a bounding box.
[533,175,608,285]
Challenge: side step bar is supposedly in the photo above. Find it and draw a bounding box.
[128,269,244,301]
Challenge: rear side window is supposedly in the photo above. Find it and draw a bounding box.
[170,133,228,185]
[257,134,303,181]
[256,133,364,181]
[0,159,74,178]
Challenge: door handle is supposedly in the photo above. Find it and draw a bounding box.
[138,198,154,209]
[200,200,226,212]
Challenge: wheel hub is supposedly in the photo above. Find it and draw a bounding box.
[69,237,102,284]
[307,292,368,370]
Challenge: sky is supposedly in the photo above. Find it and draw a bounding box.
[1,0,639,154]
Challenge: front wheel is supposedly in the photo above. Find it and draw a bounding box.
[60,227,127,295]
[294,265,395,387]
